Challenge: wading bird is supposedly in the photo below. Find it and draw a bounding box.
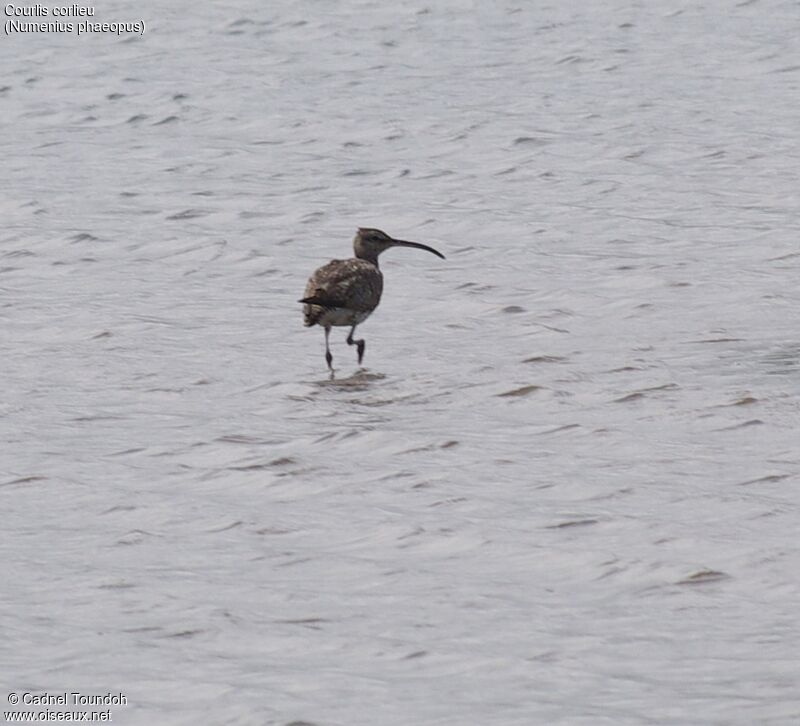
[299,228,445,372]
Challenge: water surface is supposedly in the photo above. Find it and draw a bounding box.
[2,1,799,724]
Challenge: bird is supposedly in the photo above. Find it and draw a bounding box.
[299,228,445,372]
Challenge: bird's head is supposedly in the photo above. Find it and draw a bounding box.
[353,228,445,264]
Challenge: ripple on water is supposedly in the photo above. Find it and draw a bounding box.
[497,384,542,398]
[613,383,679,403]
[762,344,800,375]
[523,355,567,364]
[677,570,731,586]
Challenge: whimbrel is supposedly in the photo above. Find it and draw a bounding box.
[299,228,445,371]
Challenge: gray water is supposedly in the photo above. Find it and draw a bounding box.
[2,1,799,724]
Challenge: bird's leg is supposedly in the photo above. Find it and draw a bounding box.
[324,326,333,371]
[346,325,366,365]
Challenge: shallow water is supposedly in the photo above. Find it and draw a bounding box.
[2,1,800,724]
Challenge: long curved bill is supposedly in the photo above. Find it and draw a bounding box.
[389,238,446,260]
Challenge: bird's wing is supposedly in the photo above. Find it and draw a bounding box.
[300,259,382,312]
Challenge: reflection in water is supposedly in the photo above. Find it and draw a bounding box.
[314,369,387,390]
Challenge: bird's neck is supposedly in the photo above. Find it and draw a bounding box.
[355,252,380,267]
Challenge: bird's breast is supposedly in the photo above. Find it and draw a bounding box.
[315,307,373,327]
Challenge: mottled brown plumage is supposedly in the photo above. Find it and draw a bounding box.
[299,228,445,372]
[302,258,383,328]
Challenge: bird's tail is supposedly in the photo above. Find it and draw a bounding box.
[298,295,332,307]
[298,284,350,305]
[299,292,343,327]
